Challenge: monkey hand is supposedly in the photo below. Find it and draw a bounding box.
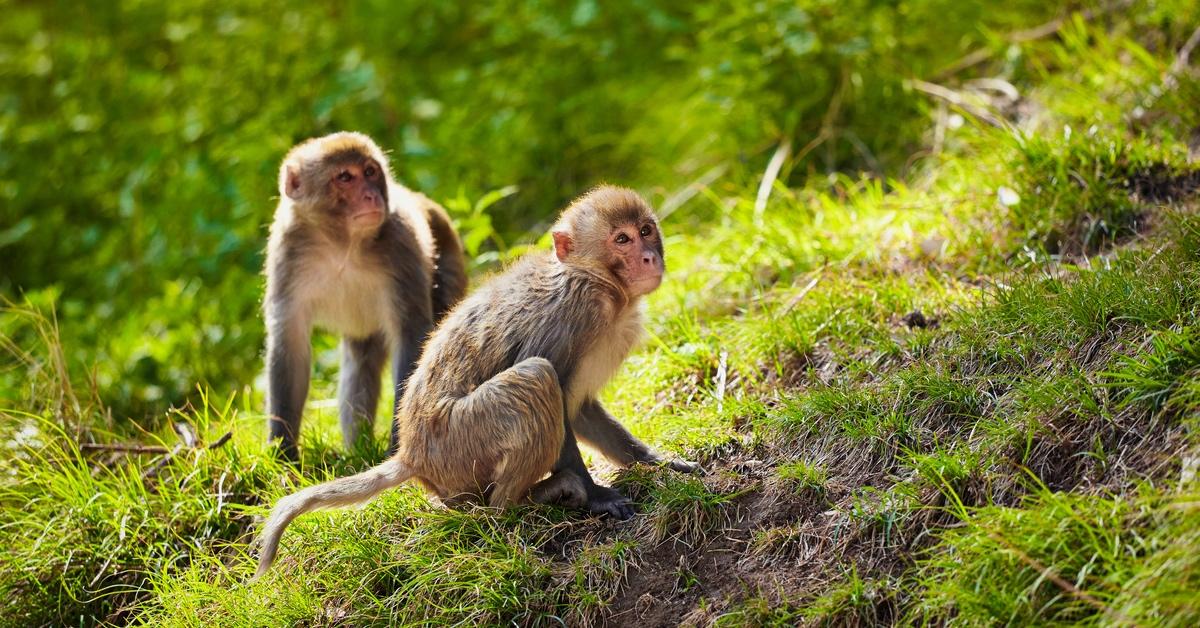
[667,458,703,474]
[587,484,635,520]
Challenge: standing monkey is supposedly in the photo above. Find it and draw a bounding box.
[256,186,698,575]
[264,132,467,460]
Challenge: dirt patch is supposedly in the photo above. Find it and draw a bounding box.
[535,431,935,626]
[601,476,825,627]
[1036,164,1199,259]
[1124,164,1200,203]
[532,401,1190,624]
[898,310,939,330]
[1019,402,1189,497]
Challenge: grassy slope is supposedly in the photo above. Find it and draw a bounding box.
[3,13,1200,628]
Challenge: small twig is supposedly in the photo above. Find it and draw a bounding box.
[754,139,792,226]
[789,68,851,170]
[1142,24,1200,112]
[714,351,728,414]
[141,444,185,480]
[781,272,823,315]
[82,424,234,487]
[79,443,171,454]
[88,555,114,588]
[658,163,729,219]
[173,421,198,448]
[207,431,233,449]
[1165,24,1200,81]
[909,80,1006,128]
[80,429,230,455]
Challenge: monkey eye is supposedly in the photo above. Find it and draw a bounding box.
[640,224,654,237]
[364,165,377,178]
[336,171,353,183]
[614,233,631,245]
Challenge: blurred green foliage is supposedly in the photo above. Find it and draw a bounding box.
[1,0,1182,422]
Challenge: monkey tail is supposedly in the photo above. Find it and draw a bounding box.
[254,457,412,578]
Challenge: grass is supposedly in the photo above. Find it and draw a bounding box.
[909,487,1200,626]
[775,460,829,495]
[3,9,1200,627]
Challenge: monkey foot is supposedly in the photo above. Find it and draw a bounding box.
[587,485,635,520]
[668,458,703,474]
[530,471,587,509]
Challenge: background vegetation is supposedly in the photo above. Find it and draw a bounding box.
[1,0,1060,418]
[2,0,1199,625]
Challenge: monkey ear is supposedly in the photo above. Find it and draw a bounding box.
[282,165,303,200]
[552,231,573,262]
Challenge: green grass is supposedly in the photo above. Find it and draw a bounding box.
[909,487,1200,627]
[775,460,829,494]
[4,4,1200,626]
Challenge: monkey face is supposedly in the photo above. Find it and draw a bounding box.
[328,158,388,232]
[551,186,666,298]
[280,133,392,235]
[607,219,664,297]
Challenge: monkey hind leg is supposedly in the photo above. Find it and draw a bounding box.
[445,357,565,508]
[529,469,588,509]
[255,457,412,578]
[425,204,468,320]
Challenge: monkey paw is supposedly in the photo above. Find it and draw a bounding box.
[587,485,635,520]
[668,458,703,474]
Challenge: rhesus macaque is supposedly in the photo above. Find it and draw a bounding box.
[256,185,698,576]
[264,132,467,461]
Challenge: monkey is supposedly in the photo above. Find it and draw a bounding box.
[264,132,467,461]
[255,185,698,576]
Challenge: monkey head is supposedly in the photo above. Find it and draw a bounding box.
[279,132,391,235]
[552,186,665,297]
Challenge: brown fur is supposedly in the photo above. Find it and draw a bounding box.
[255,185,698,577]
[263,132,467,459]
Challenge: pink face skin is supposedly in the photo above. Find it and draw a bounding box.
[331,160,387,232]
[607,221,664,297]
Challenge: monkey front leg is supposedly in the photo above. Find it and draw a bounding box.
[266,315,312,461]
[574,399,701,473]
[338,334,388,451]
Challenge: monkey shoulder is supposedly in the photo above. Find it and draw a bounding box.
[264,222,321,294]
[266,200,298,237]
[506,257,616,320]
[387,183,451,242]
[365,217,434,285]
[386,184,439,255]
[389,182,437,212]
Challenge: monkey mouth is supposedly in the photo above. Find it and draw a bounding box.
[351,209,384,222]
[628,273,663,295]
